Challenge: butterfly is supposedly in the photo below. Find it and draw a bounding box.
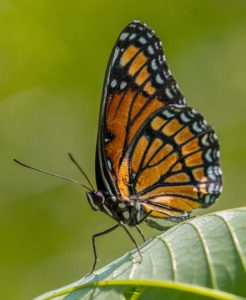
[85,20,222,271]
[14,20,222,274]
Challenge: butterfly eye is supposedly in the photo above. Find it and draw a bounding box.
[86,191,105,211]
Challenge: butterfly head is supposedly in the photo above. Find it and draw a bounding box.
[86,191,105,211]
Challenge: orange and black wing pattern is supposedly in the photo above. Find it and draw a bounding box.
[129,105,222,220]
[96,20,222,220]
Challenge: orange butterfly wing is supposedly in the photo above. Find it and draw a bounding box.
[96,21,222,222]
[129,106,222,219]
[96,21,185,197]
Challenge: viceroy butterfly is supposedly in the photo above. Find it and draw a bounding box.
[14,20,223,274]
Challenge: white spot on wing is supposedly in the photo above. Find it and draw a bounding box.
[180,112,191,123]
[111,79,117,88]
[208,183,215,194]
[189,109,197,117]
[112,47,120,65]
[205,149,213,163]
[147,32,153,38]
[129,33,137,40]
[154,41,159,50]
[139,37,147,44]
[120,81,127,90]
[156,74,164,84]
[119,32,129,41]
[151,59,158,70]
[148,45,154,55]
[192,121,202,133]
[215,166,222,176]
[158,55,163,64]
[165,87,173,99]
[201,134,210,146]
[167,69,172,75]
[162,109,175,118]
[207,166,216,180]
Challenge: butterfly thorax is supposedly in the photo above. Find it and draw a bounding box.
[86,191,145,226]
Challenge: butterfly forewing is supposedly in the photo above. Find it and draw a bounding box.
[96,20,222,219]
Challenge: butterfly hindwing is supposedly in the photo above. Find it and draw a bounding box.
[127,105,222,218]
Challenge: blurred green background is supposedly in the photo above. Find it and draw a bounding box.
[1,1,246,299]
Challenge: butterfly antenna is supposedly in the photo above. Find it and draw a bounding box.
[12,158,92,192]
[67,152,95,192]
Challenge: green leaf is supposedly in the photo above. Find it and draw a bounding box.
[34,208,246,300]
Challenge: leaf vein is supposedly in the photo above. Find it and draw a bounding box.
[156,236,176,281]
[187,221,217,288]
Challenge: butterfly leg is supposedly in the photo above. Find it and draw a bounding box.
[134,209,154,241]
[136,225,146,242]
[88,223,120,275]
[144,218,171,231]
[119,221,143,263]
